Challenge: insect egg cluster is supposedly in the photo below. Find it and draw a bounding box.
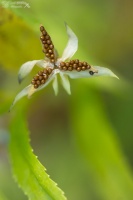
[40,25,55,63]
[59,59,91,72]
[31,68,53,89]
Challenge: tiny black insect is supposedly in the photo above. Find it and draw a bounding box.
[89,71,94,75]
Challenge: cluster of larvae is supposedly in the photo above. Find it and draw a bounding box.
[31,68,53,89]
[40,25,55,63]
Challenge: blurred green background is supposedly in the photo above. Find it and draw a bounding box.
[0,0,133,199]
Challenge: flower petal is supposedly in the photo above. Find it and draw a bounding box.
[18,60,46,83]
[60,73,71,95]
[93,66,119,79]
[9,85,31,111]
[52,75,58,96]
[62,66,118,79]
[59,23,78,62]
[61,68,97,79]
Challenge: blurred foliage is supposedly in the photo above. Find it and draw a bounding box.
[0,191,8,200]
[71,83,133,199]
[0,0,133,200]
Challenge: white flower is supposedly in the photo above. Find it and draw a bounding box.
[10,24,118,110]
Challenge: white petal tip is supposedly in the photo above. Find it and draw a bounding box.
[55,92,58,96]
[68,91,71,95]
[52,76,58,96]
[60,74,71,95]
[18,60,42,83]
[9,103,13,112]
[18,74,23,84]
[112,73,119,79]
[94,66,119,79]
[9,85,31,110]
[65,89,71,95]
[64,21,67,27]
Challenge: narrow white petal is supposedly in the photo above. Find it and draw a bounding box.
[62,66,118,79]
[60,73,71,95]
[60,24,78,62]
[52,76,58,96]
[18,60,46,83]
[9,85,31,111]
[62,70,93,79]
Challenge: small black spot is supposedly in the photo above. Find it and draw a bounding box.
[89,71,94,75]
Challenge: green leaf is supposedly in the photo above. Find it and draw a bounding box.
[71,82,133,200]
[9,106,67,200]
